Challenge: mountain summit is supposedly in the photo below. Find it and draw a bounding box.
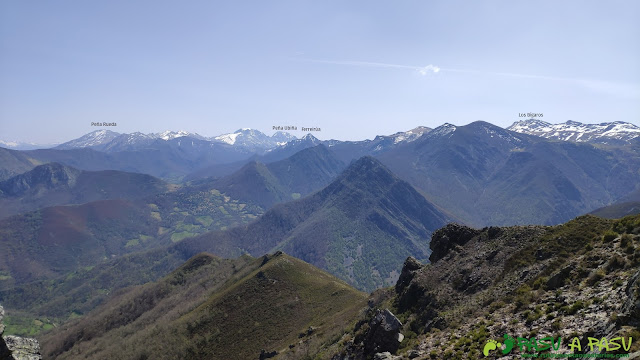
[177,155,450,291]
[55,130,122,150]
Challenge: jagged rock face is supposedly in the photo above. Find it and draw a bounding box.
[0,305,41,360]
[429,223,481,263]
[395,257,423,293]
[619,269,640,326]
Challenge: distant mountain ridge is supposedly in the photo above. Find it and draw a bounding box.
[209,145,346,209]
[0,140,60,150]
[214,128,296,149]
[54,128,298,153]
[4,119,637,154]
[507,119,640,145]
[2,120,639,225]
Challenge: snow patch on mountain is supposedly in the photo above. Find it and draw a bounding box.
[390,126,431,144]
[428,123,457,138]
[215,132,241,145]
[155,130,205,141]
[0,140,60,150]
[0,140,19,148]
[56,130,122,149]
[508,119,640,145]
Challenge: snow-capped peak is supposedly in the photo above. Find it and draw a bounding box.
[56,129,122,149]
[389,126,432,144]
[507,119,640,145]
[0,140,19,148]
[429,123,457,137]
[155,130,193,140]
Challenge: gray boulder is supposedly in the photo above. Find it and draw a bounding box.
[373,352,401,360]
[363,309,404,355]
[0,305,41,360]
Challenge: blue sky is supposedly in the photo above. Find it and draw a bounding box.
[1,0,639,143]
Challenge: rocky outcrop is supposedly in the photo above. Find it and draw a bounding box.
[545,264,574,290]
[394,257,423,293]
[363,309,404,355]
[0,305,41,360]
[429,223,481,263]
[619,269,640,326]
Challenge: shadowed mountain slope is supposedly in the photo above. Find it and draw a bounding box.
[0,163,169,219]
[209,145,346,209]
[0,147,41,181]
[267,144,346,195]
[210,161,290,209]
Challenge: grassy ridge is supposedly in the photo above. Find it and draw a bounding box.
[40,252,367,360]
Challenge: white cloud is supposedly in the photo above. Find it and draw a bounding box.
[418,65,440,75]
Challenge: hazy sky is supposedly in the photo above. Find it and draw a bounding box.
[1,0,639,143]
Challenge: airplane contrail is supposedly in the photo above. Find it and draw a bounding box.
[292,57,640,99]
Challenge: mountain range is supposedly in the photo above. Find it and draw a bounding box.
[508,119,640,145]
[54,128,297,153]
[3,120,639,186]
[376,121,640,226]
[1,119,640,359]
[174,156,450,291]
[1,120,639,292]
